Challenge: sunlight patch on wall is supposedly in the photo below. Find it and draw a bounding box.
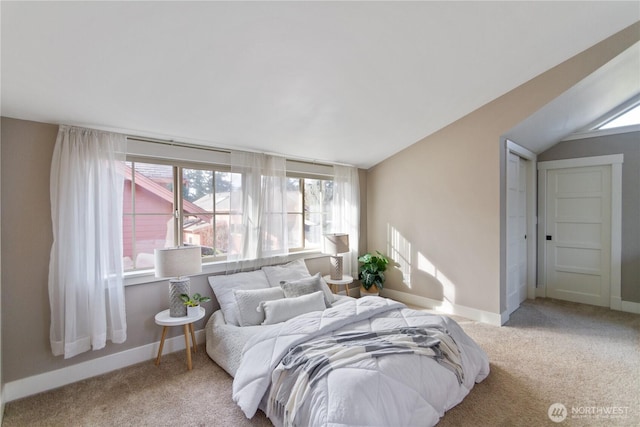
[417,252,436,276]
[417,252,456,304]
[387,224,412,287]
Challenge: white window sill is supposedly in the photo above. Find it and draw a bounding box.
[123,250,325,286]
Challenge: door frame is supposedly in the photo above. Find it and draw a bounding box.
[505,140,537,315]
[537,154,623,310]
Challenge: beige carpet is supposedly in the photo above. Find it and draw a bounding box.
[3,298,639,426]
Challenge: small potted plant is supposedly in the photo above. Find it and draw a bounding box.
[358,251,390,297]
[180,293,211,317]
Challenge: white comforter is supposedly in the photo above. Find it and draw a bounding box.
[233,297,490,427]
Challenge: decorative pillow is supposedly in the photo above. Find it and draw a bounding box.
[260,291,326,325]
[280,273,335,307]
[208,270,270,326]
[261,258,311,288]
[234,287,285,326]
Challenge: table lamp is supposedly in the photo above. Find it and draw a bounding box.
[154,246,202,317]
[324,233,350,280]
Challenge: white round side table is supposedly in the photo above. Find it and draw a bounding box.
[323,274,354,297]
[154,306,205,370]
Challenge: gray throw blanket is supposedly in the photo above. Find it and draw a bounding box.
[267,326,464,426]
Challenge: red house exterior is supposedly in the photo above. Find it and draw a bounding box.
[121,164,219,271]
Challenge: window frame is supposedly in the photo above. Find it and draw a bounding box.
[595,101,640,130]
[122,145,335,284]
[563,95,640,142]
[179,166,233,264]
[122,159,179,272]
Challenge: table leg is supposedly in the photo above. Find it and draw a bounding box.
[184,324,192,370]
[155,326,168,366]
[189,323,197,353]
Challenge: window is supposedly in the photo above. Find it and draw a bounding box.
[287,178,303,249]
[182,167,237,263]
[123,159,333,272]
[286,177,334,251]
[597,103,640,129]
[287,178,333,251]
[122,161,176,271]
[302,178,334,249]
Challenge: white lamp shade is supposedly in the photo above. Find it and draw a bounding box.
[154,246,202,278]
[324,233,350,255]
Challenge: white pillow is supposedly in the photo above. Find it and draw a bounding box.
[234,287,284,326]
[260,291,326,325]
[208,270,270,326]
[261,258,311,288]
[280,273,335,307]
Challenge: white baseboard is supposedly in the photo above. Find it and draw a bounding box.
[536,286,640,314]
[611,296,622,311]
[1,384,5,425]
[381,288,503,326]
[4,330,205,403]
[500,310,511,325]
[621,300,640,314]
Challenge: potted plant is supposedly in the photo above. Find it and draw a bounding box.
[358,251,389,297]
[180,293,211,317]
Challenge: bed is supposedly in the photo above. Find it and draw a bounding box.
[205,259,490,427]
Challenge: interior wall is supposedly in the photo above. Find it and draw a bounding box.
[366,22,640,317]
[538,131,640,303]
[367,122,501,313]
[0,117,4,419]
[358,168,368,264]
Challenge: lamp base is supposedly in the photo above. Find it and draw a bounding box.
[329,255,343,280]
[169,278,190,317]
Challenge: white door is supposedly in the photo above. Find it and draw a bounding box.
[506,153,528,315]
[544,165,611,307]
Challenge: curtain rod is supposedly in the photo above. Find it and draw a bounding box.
[125,134,355,169]
[126,135,230,154]
[61,122,354,168]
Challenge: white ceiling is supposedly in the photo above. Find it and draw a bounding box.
[2,2,639,168]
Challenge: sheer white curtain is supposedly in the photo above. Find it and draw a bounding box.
[227,152,288,272]
[48,125,127,358]
[331,165,360,277]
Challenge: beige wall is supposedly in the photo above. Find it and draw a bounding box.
[367,22,640,316]
[368,124,501,312]
[0,117,3,417]
[358,168,368,260]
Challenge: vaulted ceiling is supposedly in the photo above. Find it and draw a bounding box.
[2,2,639,168]
[505,39,640,154]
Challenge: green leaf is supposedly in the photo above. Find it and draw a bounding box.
[358,253,372,263]
[358,251,390,289]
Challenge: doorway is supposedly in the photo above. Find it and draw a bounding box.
[537,155,623,309]
[505,141,537,316]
